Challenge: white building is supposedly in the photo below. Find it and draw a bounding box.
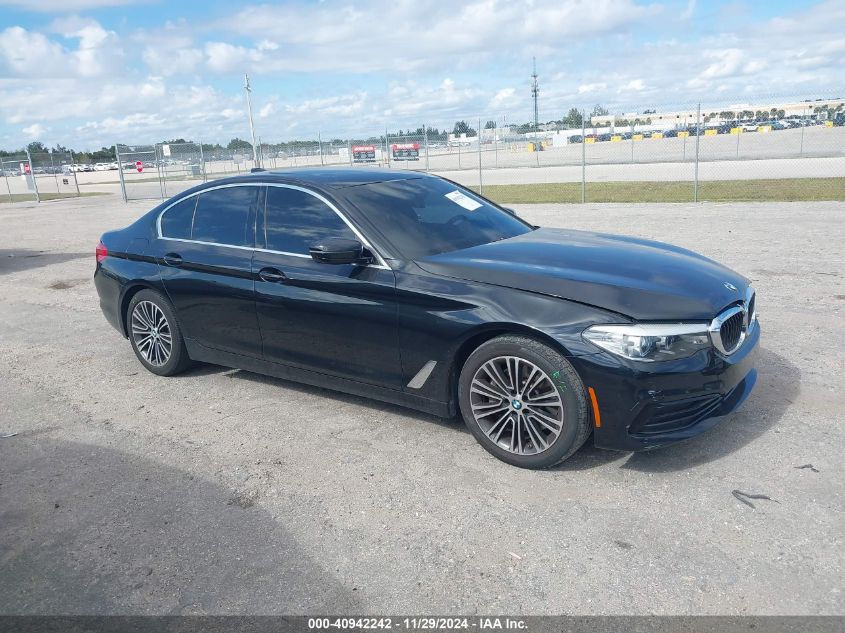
[591,98,845,128]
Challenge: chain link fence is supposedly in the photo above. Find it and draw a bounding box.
[89,93,843,204]
[1,151,81,203]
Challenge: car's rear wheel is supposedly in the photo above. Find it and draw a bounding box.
[458,335,591,469]
[127,289,192,376]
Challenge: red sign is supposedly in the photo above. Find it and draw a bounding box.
[135,161,143,173]
[23,163,31,175]
[391,142,420,161]
[352,145,376,163]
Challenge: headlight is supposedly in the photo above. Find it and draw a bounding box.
[583,323,711,362]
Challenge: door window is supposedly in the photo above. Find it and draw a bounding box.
[191,186,258,247]
[264,187,356,254]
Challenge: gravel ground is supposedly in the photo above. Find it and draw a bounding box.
[0,194,842,615]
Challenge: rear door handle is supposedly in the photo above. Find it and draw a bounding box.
[258,267,287,283]
[163,253,183,266]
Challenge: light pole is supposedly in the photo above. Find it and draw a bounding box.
[244,73,259,167]
[531,57,539,167]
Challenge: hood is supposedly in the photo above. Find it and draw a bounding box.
[416,227,749,321]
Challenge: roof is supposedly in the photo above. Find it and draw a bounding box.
[157,167,431,211]
[244,166,427,188]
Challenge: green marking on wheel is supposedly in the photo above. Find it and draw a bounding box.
[552,370,567,390]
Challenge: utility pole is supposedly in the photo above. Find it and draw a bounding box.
[244,73,259,167]
[531,57,540,166]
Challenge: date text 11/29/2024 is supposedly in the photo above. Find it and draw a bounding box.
[307,617,527,629]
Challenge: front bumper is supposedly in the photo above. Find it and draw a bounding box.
[571,321,760,452]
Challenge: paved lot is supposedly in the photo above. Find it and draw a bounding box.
[0,194,842,615]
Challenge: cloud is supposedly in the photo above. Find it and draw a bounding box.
[489,88,518,110]
[578,82,607,94]
[202,0,661,74]
[0,77,248,148]
[0,21,123,78]
[0,27,65,75]
[1,0,844,149]
[204,42,264,73]
[619,79,646,92]
[142,45,203,76]
[383,79,483,122]
[23,123,46,138]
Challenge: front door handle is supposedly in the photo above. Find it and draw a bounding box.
[163,253,183,266]
[258,267,287,283]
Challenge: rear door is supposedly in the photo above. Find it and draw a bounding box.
[253,184,402,387]
[156,184,263,357]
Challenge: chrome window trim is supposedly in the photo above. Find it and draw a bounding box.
[155,181,391,270]
[158,236,255,252]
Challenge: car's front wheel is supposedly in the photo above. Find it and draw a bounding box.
[127,289,192,376]
[458,335,591,469]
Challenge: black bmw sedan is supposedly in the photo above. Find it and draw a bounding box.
[94,168,759,468]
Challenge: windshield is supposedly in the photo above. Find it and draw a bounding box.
[341,177,533,258]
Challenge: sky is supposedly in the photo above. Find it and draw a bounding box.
[0,0,842,150]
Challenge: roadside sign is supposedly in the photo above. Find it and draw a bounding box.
[352,145,377,163]
[391,143,420,161]
[162,144,171,157]
[136,161,143,173]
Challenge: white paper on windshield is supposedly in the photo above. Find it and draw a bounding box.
[444,190,483,211]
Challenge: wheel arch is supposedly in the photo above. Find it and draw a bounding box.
[119,282,166,338]
[448,323,577,404]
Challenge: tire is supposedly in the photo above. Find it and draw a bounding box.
[126,289,192,377]
[458,335,591,469]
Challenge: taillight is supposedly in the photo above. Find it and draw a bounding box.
[96,240,108,263]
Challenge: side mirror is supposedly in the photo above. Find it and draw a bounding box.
[309,238,369,265]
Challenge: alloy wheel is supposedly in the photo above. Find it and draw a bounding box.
[469,356,564,455]
[131,300,173,367]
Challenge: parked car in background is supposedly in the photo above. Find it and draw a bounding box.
[568,135,583,143]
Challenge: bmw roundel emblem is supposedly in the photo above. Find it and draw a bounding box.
[724,282,738,292]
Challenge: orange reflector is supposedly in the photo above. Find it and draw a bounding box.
[588,387,602,428]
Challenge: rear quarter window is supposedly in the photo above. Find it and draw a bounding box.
[159,197,196,240]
